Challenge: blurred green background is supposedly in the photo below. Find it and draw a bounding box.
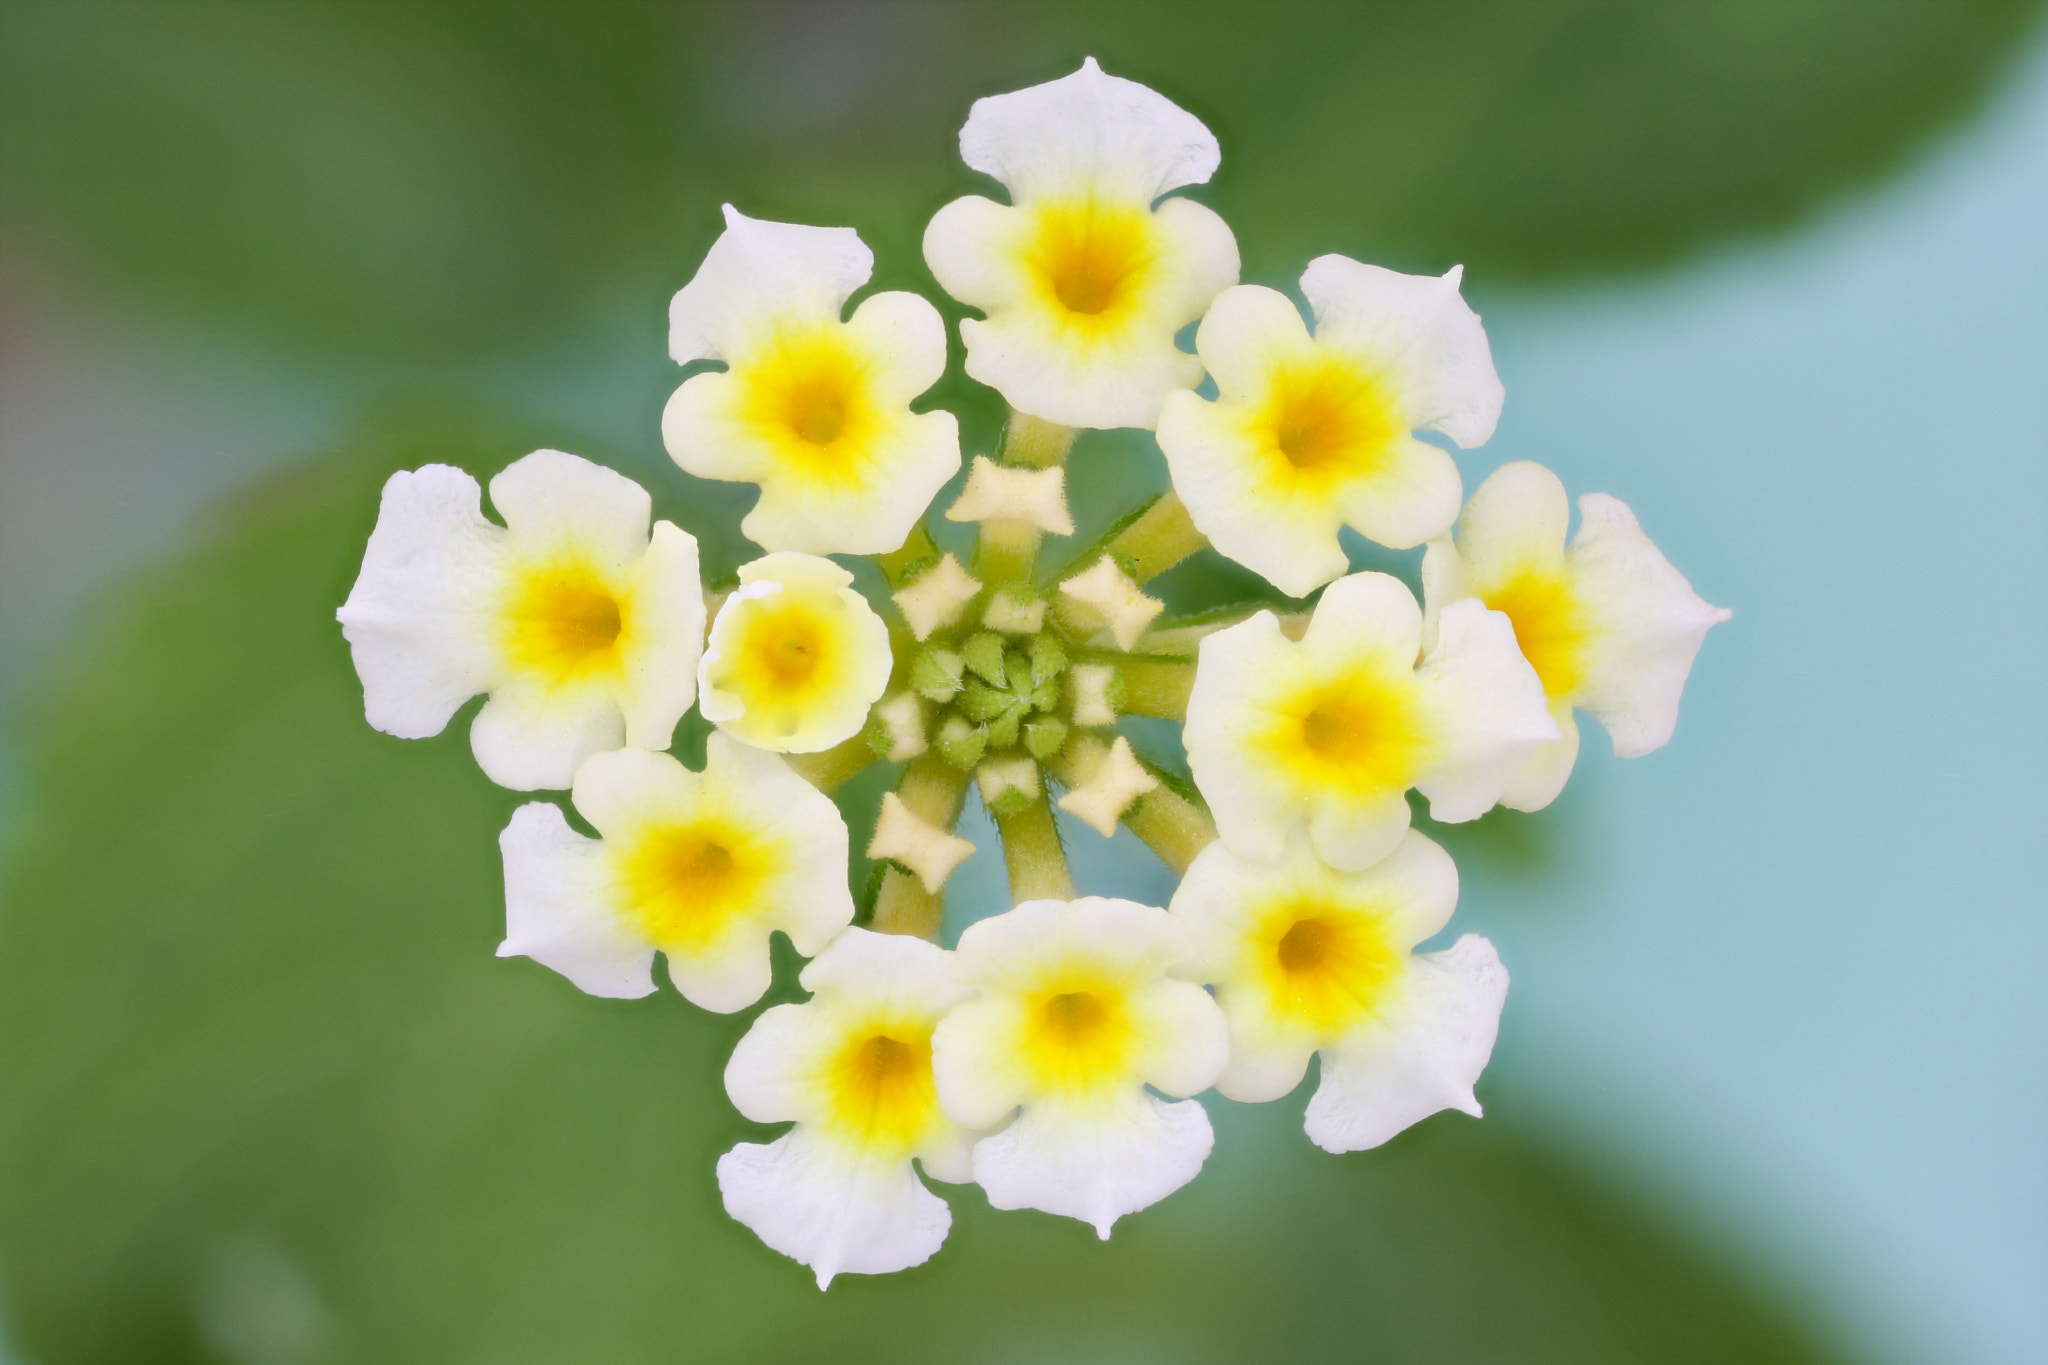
[2,3,2045,1363]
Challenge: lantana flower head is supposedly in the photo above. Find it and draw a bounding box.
[337,450,704,790]
[931,897,1228,1237]
[497,738,853,1011]
[719,928,978,1288]
[923,58,1240,429]
[699,551,894,754]
[1157,257,1502,597]
[1170,831,1507,1153]
[1185,570,1557,872]
[1422,461,1732,810]
[662,207,960,556]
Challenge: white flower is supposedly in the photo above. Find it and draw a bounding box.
[931,897,1228,1238]
[1157,258,1502,597]
[1422,462,1732,810]
[699,551,893,754]
[891,553,980,641]
[661,206,961,556]
[719,928,978,1288]
[1058,556,1164,651]
[1184,570,1557,872]
[1170,831,1507,1153]
[496,738,852,1011]
[923,59,1240,430]
[337,451,703,791]
[944,456,1074,536]
[1056,735,1158,837]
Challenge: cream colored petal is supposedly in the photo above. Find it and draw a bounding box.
[1157,391,1350,599]
[487,449,651,568]
[1213,996,1317,1104]
[843,289,949,406]
[722,1001,826,1124]
[921,195,1026,312]
[1056,735,1158,837]
[1188,283,1309,401]
[469,681,626,792]
[893,554,981,642]
[702,732,856,959]
[960,305,1208,434]
[337,464,505,741]
[1448,461,1572,593]
[944,457,1074,535]
[957,57,1221,204]
[718,1131,950,1289]
[496,801,655,999]
[1569,493,1732,758]
[615,520,704,752]
[566,744,696,842]
[796,926,971,1015]
[1300,257,1503,449]
[669,205,871,363]
[1305,789,1417,876]
[930,995,1032,1130]
[1305,934,1507,1153]
[1334,435,1463,553]
[1299,571,1426,664]
[946,896,1190,1000]
[660,370,765,485]
[1128,978,1229,1098]
[971,1091,1213,1239]
[1184,610,1300,863]
[868,792,976,894]
[699,553,894,753]
[665,920,778,1014]
[741,408,963,557]
[1411,598,1560,823]
[1500,705,1581,813]
[1146,195,1242,335]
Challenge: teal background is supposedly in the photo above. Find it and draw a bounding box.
[1,4,2043,1363]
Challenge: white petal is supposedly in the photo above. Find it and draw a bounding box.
[972,1091,1213,1239]
[336,464,504,739]
[487,449,651,568]
[1184,610,1300,863]
[957,57,1220,204]
[920,195,1021,311]
[496,802,655,998]
[718,1131,950,1289]
[844,289,950,406]
[1569,494,1732,757]
[469,683,626,792]
[1299,257,1503,448]
[1304,934,1507,1154]
[796,925,970,1013]
[1411,598,1560,823]
[1129,978,1229,1098]
[669,205,871,363]
[1333,436,1463,553]
[723,1001,826,1124]
[1421,462,1570,652]
[949,895,1192,993]
[616,520,704,752]
[929,995,1031,1131]
[1500,705,1581,813]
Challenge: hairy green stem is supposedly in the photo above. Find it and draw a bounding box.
[994,796,1075,904]
[868,757,970,941]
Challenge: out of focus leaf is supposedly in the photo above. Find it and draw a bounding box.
[0,404,1842,1363]
[0,0,2037,363]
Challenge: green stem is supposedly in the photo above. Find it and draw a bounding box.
[994,796,1075,904]
[1104,490,1207,584]
[876,522,939,588]
[976,520,1039,587]
[784,734,876,793]
[868,757,970,941]
[1000,411,1076,469]
[1046,734,1215,874]
[1105,653,1196,719]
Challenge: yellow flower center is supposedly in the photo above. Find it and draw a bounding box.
[1020,983,1135,1096]
[501,563,627,687]
[1482,567,1586,700]
[1259,902,1402,1036]
[1262,661,1433,798]
[618,819,767,951]
[1025,198,1157,332]
[821,1024,943,1156]
[734,323,878,485]
[1252,353,1402,489]
[712,593,849,739]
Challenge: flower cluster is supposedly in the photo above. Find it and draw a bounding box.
[338,60,1728,1288]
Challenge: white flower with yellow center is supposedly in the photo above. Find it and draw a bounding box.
[930,897,1228,1238]
[1185,570,1557,872]
[496,738,852,1011]
[1157,258,1503,598]
[719,928,977,1288]
[1422,461,1732,811]
[661,206,960,556]
[1170,831,1507,1153]
[923,58,1240,430]
[337,450,704,791]
[699,551,893,754]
